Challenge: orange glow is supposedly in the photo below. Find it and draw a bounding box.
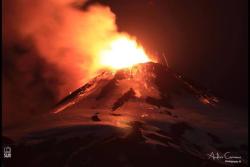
[99,36,150,69]
[9,1,153,98]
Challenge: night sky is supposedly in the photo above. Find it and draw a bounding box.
[86,0,248,106]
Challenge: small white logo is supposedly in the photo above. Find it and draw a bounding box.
[4,146,11,158]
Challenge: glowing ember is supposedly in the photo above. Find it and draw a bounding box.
[99,36,150,69]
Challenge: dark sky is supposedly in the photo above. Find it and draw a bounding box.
[86,0,248,106]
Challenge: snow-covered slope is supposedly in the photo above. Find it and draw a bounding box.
[3,62,248,167]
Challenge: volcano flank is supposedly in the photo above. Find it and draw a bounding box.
[54,62,218,113]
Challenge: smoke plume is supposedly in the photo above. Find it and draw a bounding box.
[3,0,123,127]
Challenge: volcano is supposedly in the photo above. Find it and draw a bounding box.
[3,62,248,167]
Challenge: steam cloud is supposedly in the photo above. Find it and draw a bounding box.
[3,0,121,127]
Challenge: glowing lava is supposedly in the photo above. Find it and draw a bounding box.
[99,36,150,69]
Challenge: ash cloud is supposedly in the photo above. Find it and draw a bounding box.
[3,0,119,127]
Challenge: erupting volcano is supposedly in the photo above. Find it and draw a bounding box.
[3,27,248,167]
[3,1,248,167]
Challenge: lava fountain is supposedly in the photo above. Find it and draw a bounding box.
[98,35,151,70]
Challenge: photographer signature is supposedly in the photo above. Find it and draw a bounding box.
[207,152,242,164]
